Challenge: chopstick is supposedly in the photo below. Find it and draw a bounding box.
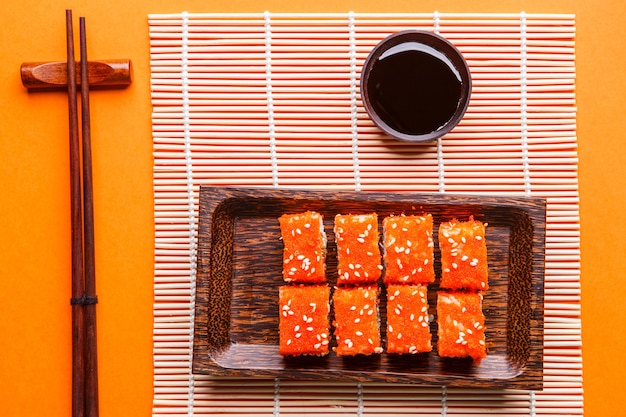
[66,9,86,417]
[80,16,99,417]
[66,10,99,417]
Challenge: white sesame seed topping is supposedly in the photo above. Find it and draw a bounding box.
[388,325,394,333]
[354,318,361,323]
[357,238,365,243]
[421,321,428,327]
[287,339,292,345]
[475,235,483,241]
[397,333,403,339]
[307,327,314,331]
[452,263,458,269]
[368,309,374,316]
[395,308,401,315]
[294,325,300,332]
[368,338,374,344]
[350,305,357,311]
[314,343,321,349]
[295,333,301,338]
[356,331,363,336]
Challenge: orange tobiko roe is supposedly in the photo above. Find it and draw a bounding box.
[386,284,433,354]
[382,214,435,285]
[279,211,326,284]
[278,285,331,356]
[332,286,382,356]
[438,217,489,291]
[334,213,382,285]
[436,291,486,364]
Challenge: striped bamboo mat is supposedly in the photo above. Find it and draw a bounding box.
[149,12,582,416]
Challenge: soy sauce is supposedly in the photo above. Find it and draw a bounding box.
[367,42,463,136]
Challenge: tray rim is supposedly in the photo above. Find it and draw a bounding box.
[192,186,546,389]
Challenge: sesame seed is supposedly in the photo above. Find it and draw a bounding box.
[388,325,394,333]
[424,259,429,265]
[346,248,350,255]
[321,333,327,338]
[354,318,361,323]
[397,333,403,339]
[282,311,287,317]
[475,235,483,241]
[462,255,469,261]
[294,325,300,331]
[410,314,415,321]
[287,339,292,345]
[344,272,349,279]
[306,317,313,323]
[481,282,486,288]
[461,236,466,243]
[444,268,450,273]
[350,306,357,311]
[296,228,302,235]
[452,263,458,269]
[349,263,355,269]
[402,227,408,232]
[374,347,384,353]
[405,248,410,254]
[297,254,305,260]
[392,223,397,229]
[368,309,374,316]
[421,322,428,327]
[364,304,370,310]
[368,338,374,344]
[356,331,363,336]
[288,310,294,315]
[377,265,383,270]
[395,308,401,315]
[303,315,308,322]
[307,327,314,331]
[417,315,422,322]
[357,237,365,243]
[479,340,485,345]
[304,223,311,228]
[448,237,455,244]
[443,230,450,238]
[461,307,466,313]
[467,328,473,334]
[354,271,361,277]
[407,240,412,247]
[322,340,329,345]
[295,333,302,338]
[314,343,321,349]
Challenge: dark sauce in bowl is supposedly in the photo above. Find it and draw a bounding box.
[367,42,462,136]
[361,31,471,143]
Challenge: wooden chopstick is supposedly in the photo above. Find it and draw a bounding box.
[80,16,99,417]
[66,9,86,417]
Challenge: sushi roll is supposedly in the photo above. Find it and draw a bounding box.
[382,214,435,285]
[334,213,382,286]
[436,291,486,364]
[278,284,331,356]
[332,286,383,356]
[438,217,489,291]
[386,284,432,354]
[279,211,327,284]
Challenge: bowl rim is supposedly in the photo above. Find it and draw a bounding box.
[360,30,472,143]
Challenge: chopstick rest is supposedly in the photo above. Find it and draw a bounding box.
[20,59,132,90]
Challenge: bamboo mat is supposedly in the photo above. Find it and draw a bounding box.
[149,12,582,416]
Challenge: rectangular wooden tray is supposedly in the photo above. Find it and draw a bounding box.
[192,186,546,389]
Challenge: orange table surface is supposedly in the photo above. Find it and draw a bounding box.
[0,1,624,416]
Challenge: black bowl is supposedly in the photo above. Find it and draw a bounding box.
[360,30,472,143]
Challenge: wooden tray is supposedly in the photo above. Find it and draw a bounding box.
[192,186,546,389]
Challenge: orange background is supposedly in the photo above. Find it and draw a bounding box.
[0,0,623,416]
